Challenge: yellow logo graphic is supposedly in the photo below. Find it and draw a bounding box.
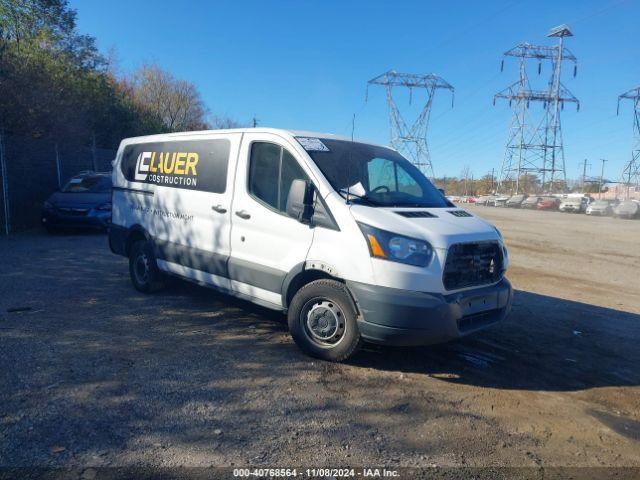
[148,152,199,175]
[135,151,199,187]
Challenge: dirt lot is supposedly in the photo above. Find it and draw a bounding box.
[1,207,639,475]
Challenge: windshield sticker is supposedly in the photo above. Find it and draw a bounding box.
[297,137,330,152]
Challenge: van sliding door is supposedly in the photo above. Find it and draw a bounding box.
[148,134,240,289]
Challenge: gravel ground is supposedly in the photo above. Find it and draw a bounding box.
[1,207,639,474]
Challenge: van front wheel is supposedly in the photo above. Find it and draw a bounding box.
[129,240,164,293]
[288,279,362,362]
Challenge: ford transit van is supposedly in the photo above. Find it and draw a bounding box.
[109,129,512,361]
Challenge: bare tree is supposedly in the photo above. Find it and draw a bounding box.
[133,64,208,132]
[209,114,243,129]
[459,165,471,196]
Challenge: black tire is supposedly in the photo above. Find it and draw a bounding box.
[287,279,362,362]
[128,240,164,293]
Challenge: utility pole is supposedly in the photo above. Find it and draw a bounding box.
[91,132,98,172]
[55,143,62,189]
[252,116,259,128]
[598,158,608,199]
[0,130,9,235]
[494,25,579,195]
[367,70,454,179]
[580,158,590,191]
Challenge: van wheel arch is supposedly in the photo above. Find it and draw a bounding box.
[283,267,359,316]
[125,226,150,257]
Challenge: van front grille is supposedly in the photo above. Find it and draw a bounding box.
[443,242,503,290]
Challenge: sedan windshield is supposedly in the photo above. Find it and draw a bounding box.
[297,137,451,208]
[62,176,112,193]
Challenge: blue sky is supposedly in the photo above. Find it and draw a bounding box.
[70,0,639,181]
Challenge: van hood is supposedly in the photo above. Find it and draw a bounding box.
[349,205,500,249]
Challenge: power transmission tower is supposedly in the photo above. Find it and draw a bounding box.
[366,70,454,178]
[617,86,640,198]
[494,25,579,194]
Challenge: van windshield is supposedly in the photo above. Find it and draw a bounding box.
[297,137,451,208]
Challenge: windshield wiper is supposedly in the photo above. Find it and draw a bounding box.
[338,189,381,206]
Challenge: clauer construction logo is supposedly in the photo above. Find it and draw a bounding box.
[135,151,199,187]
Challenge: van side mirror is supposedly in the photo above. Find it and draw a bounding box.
[286,179,314,224]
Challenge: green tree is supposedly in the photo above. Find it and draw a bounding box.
[1,0,233,148]
[0,0,166,146]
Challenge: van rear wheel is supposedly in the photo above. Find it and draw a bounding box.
[129,240,164,293]
[288,279,362,362]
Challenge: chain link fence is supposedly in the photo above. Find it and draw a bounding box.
[0,132,116,234]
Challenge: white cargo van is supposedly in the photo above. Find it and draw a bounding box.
[109,128,512,361]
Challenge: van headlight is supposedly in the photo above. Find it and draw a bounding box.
[358,223,432,267]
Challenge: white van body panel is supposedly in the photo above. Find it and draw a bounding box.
[112,131,242,291]
[110,128,512,348]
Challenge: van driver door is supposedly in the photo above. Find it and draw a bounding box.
[228,132,316,307]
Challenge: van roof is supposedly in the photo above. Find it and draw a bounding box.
[120,128,388,149]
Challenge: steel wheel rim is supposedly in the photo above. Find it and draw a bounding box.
[301,298,347,347]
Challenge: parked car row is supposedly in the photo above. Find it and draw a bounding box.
[519,196,562,211]
[41,170,640,236]
[476,195,509,207]
[472,194,640,218]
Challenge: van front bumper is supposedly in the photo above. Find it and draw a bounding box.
[347,278,513,346]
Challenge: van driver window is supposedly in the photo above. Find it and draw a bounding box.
[248,142,309,213]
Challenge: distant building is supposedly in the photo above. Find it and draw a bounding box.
[598,183,640,200]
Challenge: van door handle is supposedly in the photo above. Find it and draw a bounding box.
[235,210,251,220]
[211,205,227,214]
